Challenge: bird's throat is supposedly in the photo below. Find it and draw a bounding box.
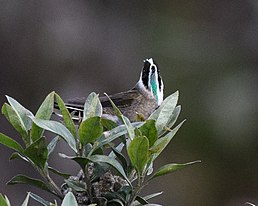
[151,78,158,102]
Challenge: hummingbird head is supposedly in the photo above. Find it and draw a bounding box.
[138,58,164,106]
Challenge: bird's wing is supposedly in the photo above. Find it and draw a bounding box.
[99,89,140,108]
[55,89,140,113]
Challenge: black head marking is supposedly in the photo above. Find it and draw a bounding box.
[141,60,151,89]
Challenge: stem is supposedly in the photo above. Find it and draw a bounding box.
[37,166,63,199]
[84,164,93,202]
[44,172,63,198]
[30,161,62,199]
[127,172,144,206]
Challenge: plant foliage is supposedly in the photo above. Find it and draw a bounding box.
[0,91,200,205]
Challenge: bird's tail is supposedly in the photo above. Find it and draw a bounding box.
[53,101,84,122]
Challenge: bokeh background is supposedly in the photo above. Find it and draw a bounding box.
[0,1,258,205]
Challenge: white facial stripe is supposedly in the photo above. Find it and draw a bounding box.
[146,58,164,105]
[138,58,164,106]
[146,58,154,65]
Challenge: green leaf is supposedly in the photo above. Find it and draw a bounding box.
[7,175,54,195]
[6,95,34,131]
[0,194,9,206]
[153,92,179,134]
[30,118,77,153]
[47,136,60,155]
[89,155,130,185]
[142,192,163,201]
[95,122,143,151]
[48,166,71,179]
[148,91,178,120]
[31,92,55,141]
[83,92,102,121]
[167,105,181,129]
[151,161,201,180]
[59,153,90,170]
[55,93,76,137]
[79,117,103,145]
[135,196,148,204]
[29,192,51,206]
[95,125,128,149]
[9,152,29,162]
[101,118,118,130]
[139,120,157,147]
[109,142,124,158]
[0,132,24,153]
[110,146,128,173]
[149,91,178,133]
[61,191,78,206]
[103,93,122,117]
[149,121,185,161]
[23,137,48,169]
[64,179,86,192]
[50,200,58,206]
[159,105,181,136]
[21,192,30,206]
[108,199,124,205]
[246,202,256,206]
[128,136,149,174]
[2,103,29,145]
[121,115,135,141]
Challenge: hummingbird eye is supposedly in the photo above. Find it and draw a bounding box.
[151,66,155,73]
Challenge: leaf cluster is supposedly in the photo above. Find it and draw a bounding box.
[0,91,200,205]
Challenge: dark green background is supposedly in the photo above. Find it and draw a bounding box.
[0,1,257,205]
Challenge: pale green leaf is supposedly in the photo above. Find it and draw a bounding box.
[0,132,24,153]
[139,119,157,147]
[29,192,51,206]
[31,92,55,141]
[159,105,181,136]
[2,103,29,145]
[23,137,48,169]
[151,161,201,180]
[89,154,130,185]
[9,152,29,162]
[83,92,102,121]
[55,93,77,137]
[0,194,9,206]
[95,122,143,151]
[103,93,122,117]
[30,118,77,153]
[151,91,179,134]
[121,115,135,141]
[128,136,149,174]
[59,153,89,170]
[21,192,30,206]
[64,179,86,192]
[4,195,11,206]
[47,136,60,155]
[61,191,78,206]
[149,120,185,162]
[48,166,71,179]
[7,175,54,195]
[6,95,34,131]
[79,117,103,145]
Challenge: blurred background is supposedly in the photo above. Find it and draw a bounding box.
[0,1,258,205]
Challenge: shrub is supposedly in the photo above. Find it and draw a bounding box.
[0,91,199,205]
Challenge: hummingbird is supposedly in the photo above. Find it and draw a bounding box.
[56,58,164,123]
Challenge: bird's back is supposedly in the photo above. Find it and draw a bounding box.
[65,88,157,122]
